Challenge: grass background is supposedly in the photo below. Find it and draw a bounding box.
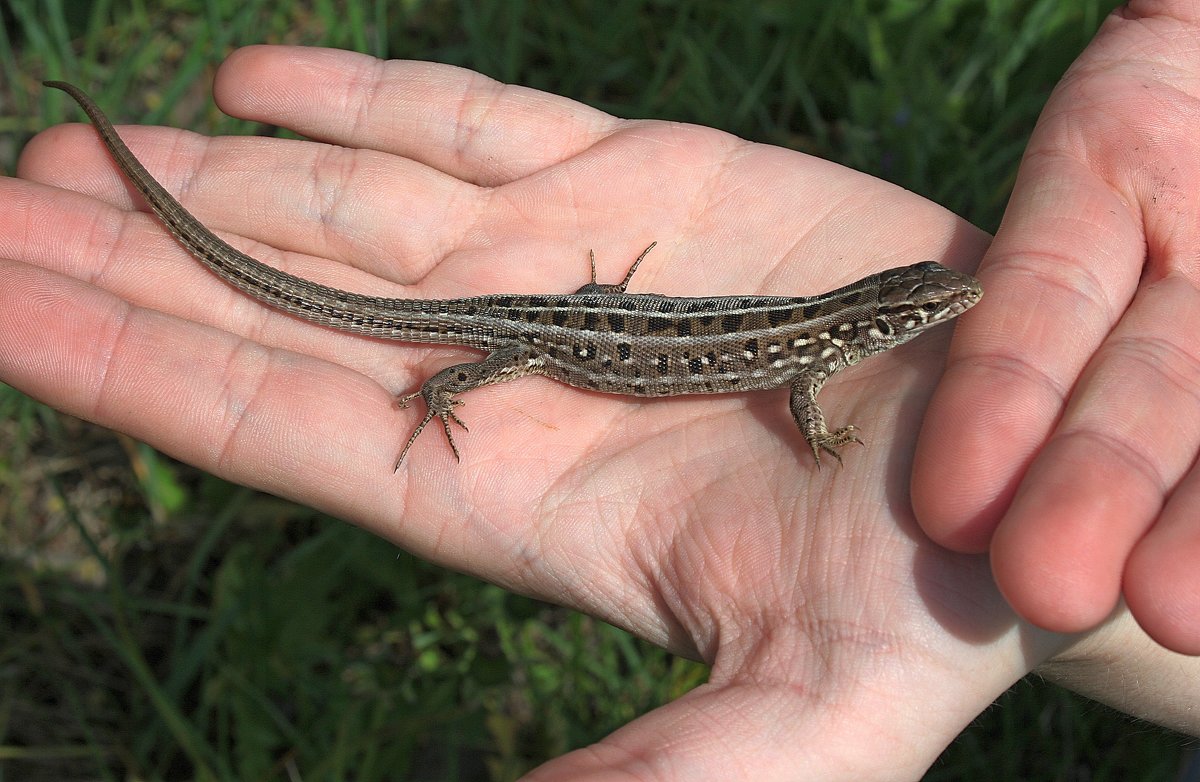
[2,0,1198,779]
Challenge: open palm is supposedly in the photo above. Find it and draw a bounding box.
[3,46,1072,779]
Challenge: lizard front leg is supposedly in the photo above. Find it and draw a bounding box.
[789,372,863,468]
[394,343,544,469]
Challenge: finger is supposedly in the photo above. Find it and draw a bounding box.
[23,103,482,288]
[0,244,550,568]
[209,46,694,287]
[990,272,1200,632]
[1125,462,1200,655]
[916,5,1200,652]
[0,253,398,493]
[913,153,1145,551]
[213,45,622,186]
[0,174,436,390]
[35,70,665,295]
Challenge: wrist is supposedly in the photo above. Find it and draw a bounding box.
[1038,606,1200,737]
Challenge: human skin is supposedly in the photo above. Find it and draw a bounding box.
[2,45,1196,779]
[913,0,1200,656]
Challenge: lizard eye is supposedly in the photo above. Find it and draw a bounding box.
[922,302,940,313]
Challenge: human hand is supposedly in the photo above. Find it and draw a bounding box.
[913,1,1200,655]
[1,44,1098,778]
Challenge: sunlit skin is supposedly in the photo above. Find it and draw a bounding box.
[913,0,1200,655]
[2,38,1197,780]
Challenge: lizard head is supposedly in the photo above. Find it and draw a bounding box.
[864,261,983,351]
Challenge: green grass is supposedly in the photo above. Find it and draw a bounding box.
[2,0,1195,779]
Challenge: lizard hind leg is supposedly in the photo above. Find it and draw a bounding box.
[392,344,542,469]
[394,389,467,469]
[574,242,657,295]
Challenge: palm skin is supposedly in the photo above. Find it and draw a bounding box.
[2,45,1178,779]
